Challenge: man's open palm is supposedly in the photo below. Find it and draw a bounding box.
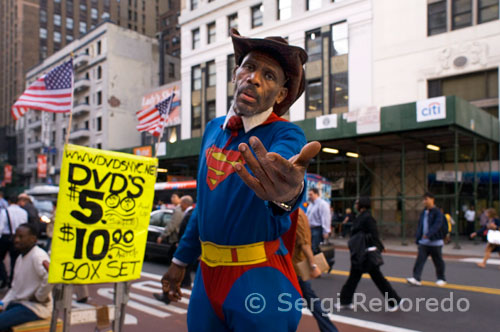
[234,136,321,203]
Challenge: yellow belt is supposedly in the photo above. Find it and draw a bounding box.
[200,240,268,267]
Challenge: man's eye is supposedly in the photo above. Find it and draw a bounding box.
[265,73,276,81]
[243,64,253,70]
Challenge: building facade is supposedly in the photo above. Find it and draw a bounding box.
[0,0,169,178]
[178,0,372,140]
[17,22,159,186]
[373,0,499,116]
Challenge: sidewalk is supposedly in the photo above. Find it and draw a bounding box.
[328,236,487,259]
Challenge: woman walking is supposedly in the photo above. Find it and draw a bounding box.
[470,208,500,268]
[336,197,401,311]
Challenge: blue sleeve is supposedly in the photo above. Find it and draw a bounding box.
[173,204,201,265]
[267,123,307,217]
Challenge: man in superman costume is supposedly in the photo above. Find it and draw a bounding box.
[162,29,321,331]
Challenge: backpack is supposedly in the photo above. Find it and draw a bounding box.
[439,212,449,239]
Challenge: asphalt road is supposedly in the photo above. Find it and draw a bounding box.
[44,248,500,332]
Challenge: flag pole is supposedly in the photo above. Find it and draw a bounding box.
[65,53,75,146]
[153,87,175,159]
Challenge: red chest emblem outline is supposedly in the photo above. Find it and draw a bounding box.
[205,145,245,190]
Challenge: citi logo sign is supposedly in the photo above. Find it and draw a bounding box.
[417,96,446,122]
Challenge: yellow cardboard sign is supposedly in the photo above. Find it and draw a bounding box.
[49,144,157,284]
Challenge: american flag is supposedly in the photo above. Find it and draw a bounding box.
[136,92,175,137]
[11,59,73,120]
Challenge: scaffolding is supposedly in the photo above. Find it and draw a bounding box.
[306,97,499,246]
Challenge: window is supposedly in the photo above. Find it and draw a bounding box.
[54,31,61,43]
[191,0,199,10]
[206,101,216,123]
[228,13,238,35]
[97,91,102,105]
[85,120,89,129]
[331,21,349,108]
[91,8,98,20]
[39,28,47,39]
[80,3,87,12]
[97,66,102,79]
[278,0,291,20]
[79,21,87,34]
[40,9,47,23]
[428,69,498,112]
[331,72,348,107]
[478,0,499,23]
[66,17,74,29]
[192,65,202,90]
[452,0,472,30]
[97,40,101,55]
[306,80,322,113]
[97,117,102,131]
[192,28,200,49]
[331,21,348,56]
[67,0,73,13]
[207,61,216,87]
[251,4,263,28]
[307,0,322,11]
[192,105,201,130]
[96,143,102,149]
[227,54,236,82]
[428,1,447,35]
[168,63,175,78]
[428,0,498,35]
[54,14,61,26]
[306,29,321,61]
[66,34,73,42]
[207,22,216,44]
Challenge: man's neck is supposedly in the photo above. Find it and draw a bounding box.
[21,244,36,256]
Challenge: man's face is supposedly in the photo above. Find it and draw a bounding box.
[232,51,288,116]
[423,196,434,209]
[308,190,317,202]
[13,226,36,254]
[171,194,180,205]
[17,199,26,207]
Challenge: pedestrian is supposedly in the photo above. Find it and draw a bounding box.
[470,208,500,268]
[341,207,355,238]
[0,191,8,210]
[292,208,338,332]
[337,197,401,312]
[306,187,331,254]
[0,196,28,288]
[156,195,191,245]
[162,28,320,331]
[154,196,196,304]
[169,193,181,208]
[17,194,40,234]
[407,192,447,287]
[465,205,476,238]
[0,223,53,330]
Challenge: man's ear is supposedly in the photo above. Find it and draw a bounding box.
[275,87,288,105]
[232,66,239,83]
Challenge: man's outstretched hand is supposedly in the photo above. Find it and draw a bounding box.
[234,137,321,203]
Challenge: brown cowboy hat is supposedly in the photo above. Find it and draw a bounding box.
[230,29,308,117]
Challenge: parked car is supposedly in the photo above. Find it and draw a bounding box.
[145,208,176,262]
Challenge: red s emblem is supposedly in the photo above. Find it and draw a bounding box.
[205,145,245,190]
